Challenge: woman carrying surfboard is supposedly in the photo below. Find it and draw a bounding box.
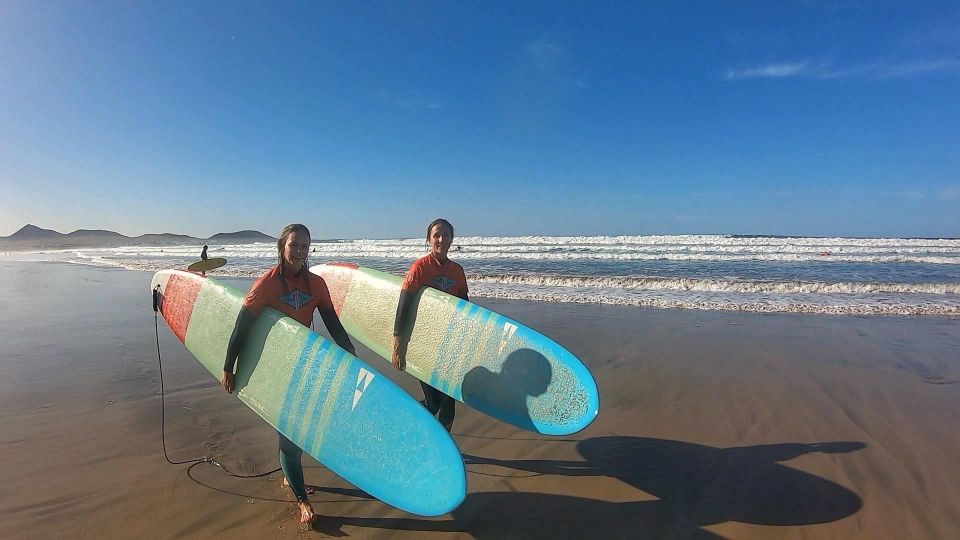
[221,223,355,525]
[392,218,468,432]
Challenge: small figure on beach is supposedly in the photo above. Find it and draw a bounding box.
[221,224,355,526]
[200,244,208,261]
[392,218,468,432]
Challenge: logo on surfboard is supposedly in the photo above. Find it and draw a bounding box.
[352,368,375,410]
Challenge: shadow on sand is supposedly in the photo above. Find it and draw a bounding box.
[324,436,865,539]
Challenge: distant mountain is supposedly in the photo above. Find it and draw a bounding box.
[7,224,127,240]
[134,233,199,243]
[208,230,275,241]
[67,229,126,238]
[0,224,273,250]
[8,224,65,240]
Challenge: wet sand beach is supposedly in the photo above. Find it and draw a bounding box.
[1,261,958,539]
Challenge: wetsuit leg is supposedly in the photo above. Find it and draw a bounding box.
[437,394,455,431]
[420,382,454,430]
[419,381,442,415]
[278,432,308,502]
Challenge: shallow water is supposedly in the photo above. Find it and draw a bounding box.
[9,234,960,316]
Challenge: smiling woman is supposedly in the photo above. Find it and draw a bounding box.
[391,218,470,432]
[221,223,359,525]
[277,224,311,277]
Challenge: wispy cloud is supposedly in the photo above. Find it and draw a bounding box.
[724,61,811,80]
[902,23,960,48]
[502,36,585,129]
[517,36,586,89]
[523,37,566,74]
[884,187,960,201]
[940,186,960,201]
[376,89,442,110]
[879,60,960,78]
[724,58,960,80]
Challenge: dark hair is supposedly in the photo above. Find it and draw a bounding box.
[277,223,311,277]
[426,218,454,242]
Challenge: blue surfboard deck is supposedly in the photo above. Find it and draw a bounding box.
[151,269,466,516]
[312,263,600,436]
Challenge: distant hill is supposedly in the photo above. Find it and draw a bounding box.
[8,224,65,240]
[134,233,198,243]
[0,224,272,250]
[208,230,275,241]
[7,224,130,240]
[67,229,126,238]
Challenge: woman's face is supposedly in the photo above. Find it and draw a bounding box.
[429,223,453,260]
[282,230,311,273]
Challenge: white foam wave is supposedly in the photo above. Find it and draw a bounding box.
[193,247,960,265]
[444,234,960,248]
[8,251,957,316]
[470,286,960,317]
[470,274,960,295]
[14,234,958,317]
[70,235,960,265]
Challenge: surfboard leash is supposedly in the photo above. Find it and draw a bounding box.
[153,285,280,479]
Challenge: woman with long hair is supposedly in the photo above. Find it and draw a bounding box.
[222,223,355,525]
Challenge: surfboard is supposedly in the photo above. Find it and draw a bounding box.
[150,269,466,516]
[187,257,227,272]
[310,263,600,436]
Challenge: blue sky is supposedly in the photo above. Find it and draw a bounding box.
[1,1,958,239]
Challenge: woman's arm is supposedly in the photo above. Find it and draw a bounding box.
[221,307,257,394]
[318,307,355,356]
[391,288,418,370]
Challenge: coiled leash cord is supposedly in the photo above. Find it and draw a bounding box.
[153,285,280,478]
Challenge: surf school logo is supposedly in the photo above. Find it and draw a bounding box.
[352,367,375,411]
[433,276,456,291]
[280,289,313,310]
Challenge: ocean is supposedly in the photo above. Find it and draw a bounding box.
[13,234,960,316]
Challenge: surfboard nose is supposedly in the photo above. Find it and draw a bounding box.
[150,269,172,294]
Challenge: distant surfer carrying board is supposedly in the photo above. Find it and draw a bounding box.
[221,223,356,525]
[392,218,468,432]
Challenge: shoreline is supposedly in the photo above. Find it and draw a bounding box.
[4,256,959,319]
[1,261,959,538]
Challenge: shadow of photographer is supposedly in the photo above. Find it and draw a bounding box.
[461,348,551,432]
[327,436,864,538]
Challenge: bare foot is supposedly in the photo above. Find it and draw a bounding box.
[297,501,315,524]
[282,477,315,495]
